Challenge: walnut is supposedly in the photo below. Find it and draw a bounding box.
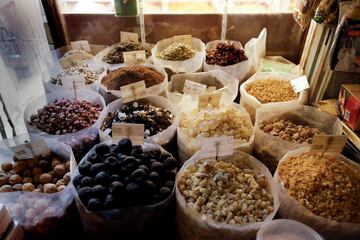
[13,161,26,174]
[26,158,38,169]
[54,165,66,177]
[22,177,33,184]
[39,173,52,184]
[1,162,12,172]
[9,174,22,185]
[43,183,57,194]
[32,167,42,176]
[22,183,35,192]
[12,183,23,191]
[0,185,13,192]
[0,173,9,186]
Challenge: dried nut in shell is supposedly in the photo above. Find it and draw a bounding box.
[48,171,55,177]
[56,179,66,187]
[38,160,50,170]
[22,183,35,192]
[26,158,38,169]
[36,184,43,190]
[0,185,13,192]
[43,183,57,193]
[22,177,33,184]
[9,174,22,185]
[22,170,32,178]
[12,183,23,191]
[0,173,9,185]
[63,172,71,184]
[51,159,61,169]
[57,185,66,191]
[13,161,26,173]
[39,173,52,184]
[33,189,42,193]
[52,177,60,184]
[33,174,41,185]
[54,165,66,177]
[1,162,12,172]
[65,161,70,171]
[32,167,42,176]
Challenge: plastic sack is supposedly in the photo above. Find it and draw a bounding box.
[99,63,168,104]
[0,134,76,237]
[24,89,106,161]
[203,40,253,83]
[293,0,322,30]
[244,28,267,71]
[151,37,206,74]
[98,95,178,152]
[254,103,343,172]
[42,62,107,94]
[176,149,279,240]
[168,70,239,109]
[240,72,309,122]
[177,102,254,164]
[274,147,360,240]
[72,141,175,239]
[259,57,303,76]
[51,44,107,61]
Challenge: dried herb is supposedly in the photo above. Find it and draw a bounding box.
[206,41,248,66]
[51,65,100,85]
[102,41,150,64]
[158,43,197,61]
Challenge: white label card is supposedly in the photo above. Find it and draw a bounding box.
[183,80,207,95]
[200,136,234,159]
[172,35,193,46]
[291,75,309,93]
[59,53,86,68]
[61,75,86,90]
[112,123,144,145]
[123,50,146,65]
[120,31,139,43]
[198,92,221,109]
[310,135,347,153]
[71,40,91,52]
[11,139,51,160]
[120,80,147,103]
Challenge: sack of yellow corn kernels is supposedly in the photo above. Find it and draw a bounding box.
[176,149,279,240]
[240,72,308,123]
[275,147,360,240]
[254,102,342,172]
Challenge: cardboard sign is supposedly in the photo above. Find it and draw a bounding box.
[183,80,207,95]
[310,135,347,153]
[120,80,147,103]
[61,75,86,90]
[198,92,221,109]
[291,75,309,93]
[59,53,86,68]
[120,31,139,43]
[172,35,193,46]
[123,50,146,65]
[71,40,91,52]
[200,136,234,159]
[11,139,51,160]
[112,123,144,145]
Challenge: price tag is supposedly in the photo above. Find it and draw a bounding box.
[11,139,51,160]
[120,80,147,103]
[123,50,146,65]
[183,80,207,95]
[59,53,86,68]
[112,123,144,145]
[61,75,86,90]
[120,31,139,43]
[198,92,221,109]
[71,40,91,52]
[310,135,347,153]
[172,35,193,47]
[200,136,234,159]
[291,75,309,93]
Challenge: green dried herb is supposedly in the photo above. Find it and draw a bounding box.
[158,43,197,61]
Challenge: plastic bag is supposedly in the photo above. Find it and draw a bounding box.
[168,70,239,109]
[72,141,175,239]
[176,149,279,240]
[254,103,343,172]
[274,147,360,240]
[51,44,107,61]
[151,37,206,74]
[99,63,168,104]
[24,89,106,161]
[293,0,322,30]
[177,102,254,164]
[259,56,303,76]
[244,28,267,71]
[0,134,76,237]
[203,40,253,83]
[240,72,309,122]
[98,95,178,152]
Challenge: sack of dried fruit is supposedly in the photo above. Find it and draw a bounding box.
[72,140,176,239]
[98,95,178,153]
[176,149,279,240]
[152,36,206,75]
[168,70,239,109]
[0,134,76,237]
[24,89,106,161]
[204,40,253,83]
[99,64,168,104]
[274,147,360,240]
[43,62,107,94]
[177,102,254,164]
[240,72,309,122]
[254,102,343,172]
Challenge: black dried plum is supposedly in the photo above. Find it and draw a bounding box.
[87,198,103,211]
[164,181,174,189]
[164,170,176,180]
[159,152,172,162]
[123,156,136,166]
[78,187,92,204]
[111,181,124,198]
[90,163,106,176]
[125,183,140,195]
[104,194,116,209]
[78,161,92,175]
[131,169,147,182]
[149,172,160,183]
[138,165,149,174]
[81,176,95,187]
[144,180,156,193]
[117,139,132,154]
[109,174,121,182]
[163,157,177,170]
[95,171,110,186]
[105,156,118,168]
[73,174,84,187]
[95,144,110,155]
[151,162,163,173]
[109,144,120,154]
[148,148,161,159]
[159,187,172,199]
[92,185,108,200]
[87,153,100,164]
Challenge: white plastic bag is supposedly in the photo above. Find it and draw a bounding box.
[274,147,360,240]
[152,37,205,74]
[99,63,168,104]
[24,89,106,161]
[203,40,253,83]
[0,134,76,237]
[240,72,309,122]
[176,149,279,240]
[168,70,239,109]
[244,28,267,71]
[254,103,343,172]
[98,95,178,151]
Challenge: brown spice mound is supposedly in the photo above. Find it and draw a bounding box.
[278,153,360,223]
[101,65,164,90]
